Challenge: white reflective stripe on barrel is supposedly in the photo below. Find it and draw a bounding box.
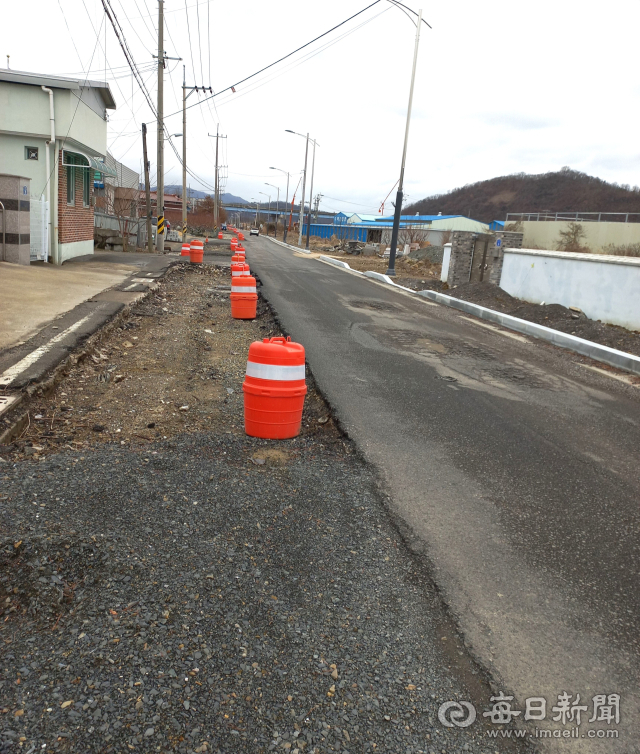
[246,361,305,381]
[231,270,244,276]
[233,285,256,292]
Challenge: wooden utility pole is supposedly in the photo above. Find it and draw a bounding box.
[156,0,165,251]
[142,123,153,253]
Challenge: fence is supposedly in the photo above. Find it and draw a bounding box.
[506,212,640,223]
[95,211,147,249]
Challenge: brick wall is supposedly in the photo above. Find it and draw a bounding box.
[58,154,95,244]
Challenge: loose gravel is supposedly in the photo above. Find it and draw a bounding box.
[0,265,529,754]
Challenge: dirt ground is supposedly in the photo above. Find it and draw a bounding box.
[432,281,640,358]
[1,265,336,463]
[331,254,441,290]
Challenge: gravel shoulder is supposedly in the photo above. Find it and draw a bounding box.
[0,265,529,754]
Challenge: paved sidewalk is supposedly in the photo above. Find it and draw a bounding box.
[0,253,171,353]
[0,253,175,399]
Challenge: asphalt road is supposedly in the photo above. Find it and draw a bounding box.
[248,236,640,750]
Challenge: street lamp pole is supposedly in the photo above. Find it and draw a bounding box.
[259,191,270,230]
[265,183,280,237]
[387,7,423,277]
[269,167,290,241]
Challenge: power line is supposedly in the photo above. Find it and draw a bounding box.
[166,0,387,117]
[184,0,197,85]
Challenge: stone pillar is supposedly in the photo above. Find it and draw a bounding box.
[0,173,31,265]
[447,231,476,287]
[489,231,523,285]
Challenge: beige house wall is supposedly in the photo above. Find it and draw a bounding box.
[519,220,640,252]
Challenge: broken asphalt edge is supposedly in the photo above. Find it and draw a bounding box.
[314,253,640,378]
[0,262,180,446]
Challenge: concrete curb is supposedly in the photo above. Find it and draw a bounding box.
[264,236,312,254]
[416,289,640,376]
[319,255,354,270]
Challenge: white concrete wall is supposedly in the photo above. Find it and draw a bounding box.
[500,248,640,331]
[0,81,107,155]
[441,243,451,282]
[519,220,640,253]
[60,239,93,263]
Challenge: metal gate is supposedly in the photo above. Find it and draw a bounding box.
[30,196,49,262]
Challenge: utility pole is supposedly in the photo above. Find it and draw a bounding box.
[181,72,204,242]
[142,123,153,253]
[387,8,423,276]
[207,129,226,231]
[156,0,164,252]
[298,134,309,247]
[182,65,187,243]
[305,139,318,251]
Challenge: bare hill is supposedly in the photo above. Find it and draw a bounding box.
[405,168,640,223]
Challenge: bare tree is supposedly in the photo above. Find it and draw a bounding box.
[557,222,589,253]
[398,223,429,248]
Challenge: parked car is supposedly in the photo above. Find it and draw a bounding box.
[250,228,259,236]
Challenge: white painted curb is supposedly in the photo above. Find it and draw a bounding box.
[416,289,640,376]
[319,255,352,270]
[264,236,311,254]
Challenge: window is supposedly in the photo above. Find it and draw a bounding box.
[66,160,75,205]
[25,146,38,161]
[83,169,91,207]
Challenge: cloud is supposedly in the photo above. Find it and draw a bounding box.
[477,112,559,131]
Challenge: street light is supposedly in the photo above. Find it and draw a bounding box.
[251,197,259,225]
[259,191,270,229]
[265,182,280,237]
[386,8,424,277]
[269,167,291,241]
[286,130,319,249]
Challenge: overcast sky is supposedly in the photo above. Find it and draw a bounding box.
[3,0,640,216]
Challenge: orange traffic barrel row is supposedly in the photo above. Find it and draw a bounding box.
[243,337,307,439]
[190,239,203,264]
[231,275,257,320]
[181,243,190,257]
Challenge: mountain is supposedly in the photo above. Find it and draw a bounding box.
[150,186,250,205]
[405,169,640,223]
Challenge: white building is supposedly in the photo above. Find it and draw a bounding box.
[0,68,116,264]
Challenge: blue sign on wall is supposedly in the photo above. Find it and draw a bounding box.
[496,238,502,247]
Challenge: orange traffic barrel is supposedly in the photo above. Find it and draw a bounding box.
[242,336,307,439]
[236,244,246,254]
[205,237,209,243]
[231,261,251,278]
[238,232,245,241]
[181,243,190,257]
[230,275,257,320]
[231,253,245,264]
[190,239,204,264]
[218,232,223,240]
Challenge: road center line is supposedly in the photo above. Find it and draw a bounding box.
[0,314,94,387]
